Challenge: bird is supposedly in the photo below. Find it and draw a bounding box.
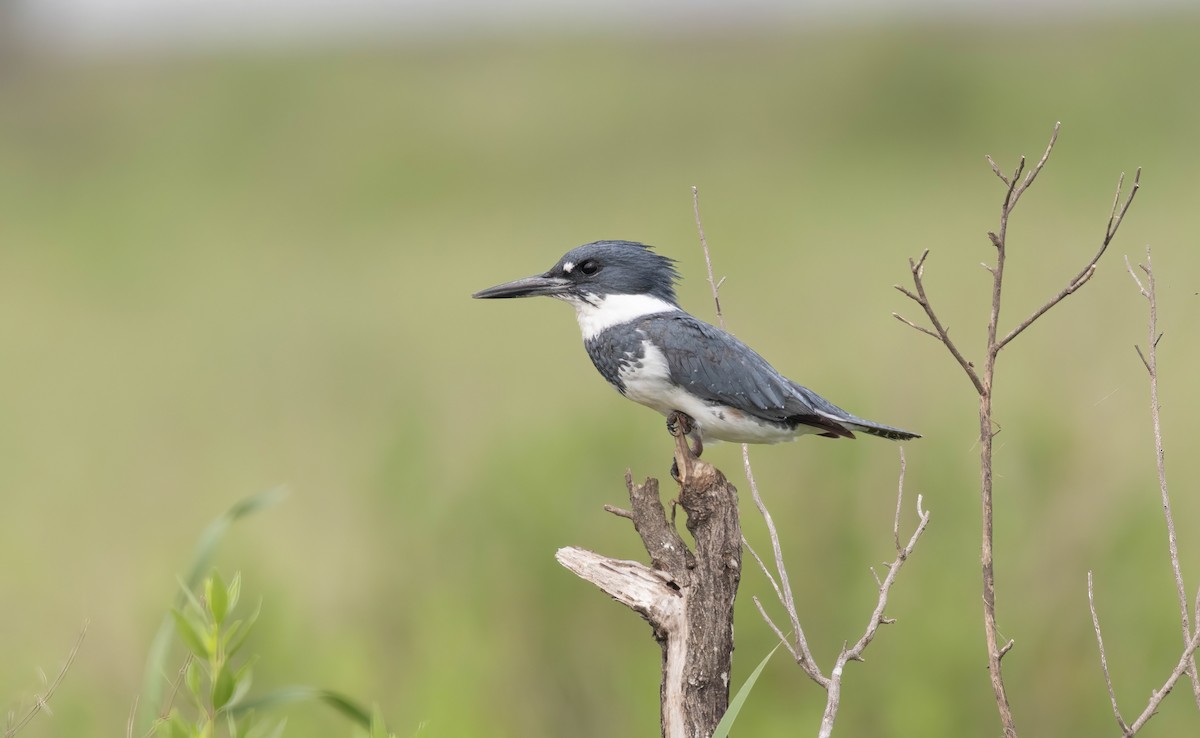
[472,240,918,452]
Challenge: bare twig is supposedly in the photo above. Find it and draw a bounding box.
[1093,573,1200,736]
[893,249,985,395]
[692,187,929,731]
[692,186,724,324]
[692,185,823,681]
[153,654,194,730]
[743,537,787,634]
[894,448,907,553]
[4,621,88,738]
[819,476,931,738]
[1125,246,1200,707]
[892,311,940,341]
[125,696,139,738]
[603,503,635,520]
[994,168,1140,353]
[1009,122,1058,204]
[743,443,825,684]
[985,155,1010,187]
[752,595,801,663]
[1127,625,1200,734]
[1088,571,1129,733]
[895,124,1139,738]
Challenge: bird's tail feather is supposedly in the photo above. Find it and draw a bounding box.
[792,383,920,441]
[839,417,921,441]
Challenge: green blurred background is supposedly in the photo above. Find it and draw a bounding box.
[3,4,1200,736]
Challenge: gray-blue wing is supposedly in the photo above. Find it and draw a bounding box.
[635,313,856,437]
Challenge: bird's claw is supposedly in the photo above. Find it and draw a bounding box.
[667,411,703,464]
[666,411,694,438]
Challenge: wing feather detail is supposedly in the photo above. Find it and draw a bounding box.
[635,313,832,425]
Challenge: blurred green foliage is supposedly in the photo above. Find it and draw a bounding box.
[3,14,1200,737]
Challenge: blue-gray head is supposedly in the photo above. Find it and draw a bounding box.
[472,240,680,305]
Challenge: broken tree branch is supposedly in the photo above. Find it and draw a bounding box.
[558,441,741,738]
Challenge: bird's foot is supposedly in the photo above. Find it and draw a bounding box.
[668,411,703,487]
[667,411,702,455]
[666,411,695,439]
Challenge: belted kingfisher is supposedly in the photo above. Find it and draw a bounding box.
[473,240,918,448]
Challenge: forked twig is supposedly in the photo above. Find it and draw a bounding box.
[1123,246,1200,708]
[894,249,984,396]
[1091,572,1200,735]
[819,459,930,738]
[994,168,1140,353]
[893,124,1140,738]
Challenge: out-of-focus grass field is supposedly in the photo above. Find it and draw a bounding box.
[3,15,1200,737]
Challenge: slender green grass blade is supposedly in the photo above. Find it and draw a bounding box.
[711,643,781,738]
[137,487,289,734]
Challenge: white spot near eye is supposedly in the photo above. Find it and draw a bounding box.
[562,261,575,273]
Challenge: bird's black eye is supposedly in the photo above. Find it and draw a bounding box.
[579,259,600,275]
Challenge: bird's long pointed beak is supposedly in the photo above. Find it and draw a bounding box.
[472,273,571,299]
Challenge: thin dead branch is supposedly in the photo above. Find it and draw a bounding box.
[1090,572,1200,735]
[995,168,1140,353]
[1127,626,1200,734]
[1124,246,1200,708]
[894,123,1140,738]
[894,249,985,395]
[692,186,724,323]
[693,186,930,735]
[1088,571,1129,734]
[819,470,930,738]
[4,621,88,738]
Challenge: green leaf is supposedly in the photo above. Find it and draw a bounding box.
[186,488,289,590]
[227,667,254,709]
[711,643,781,738]
[161,710,192,738]
[184,659,203,702]
[227,571,243,612]
[171,609,210,660]
[207,571,229,626]
[138,487,287,735]
[222,620,244,653]
[228,686,374,729]
[245,718,287,738]
[225,600,261,657]
[370,704,390,738]
[178,577,208,620]
[212,663,235,710]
